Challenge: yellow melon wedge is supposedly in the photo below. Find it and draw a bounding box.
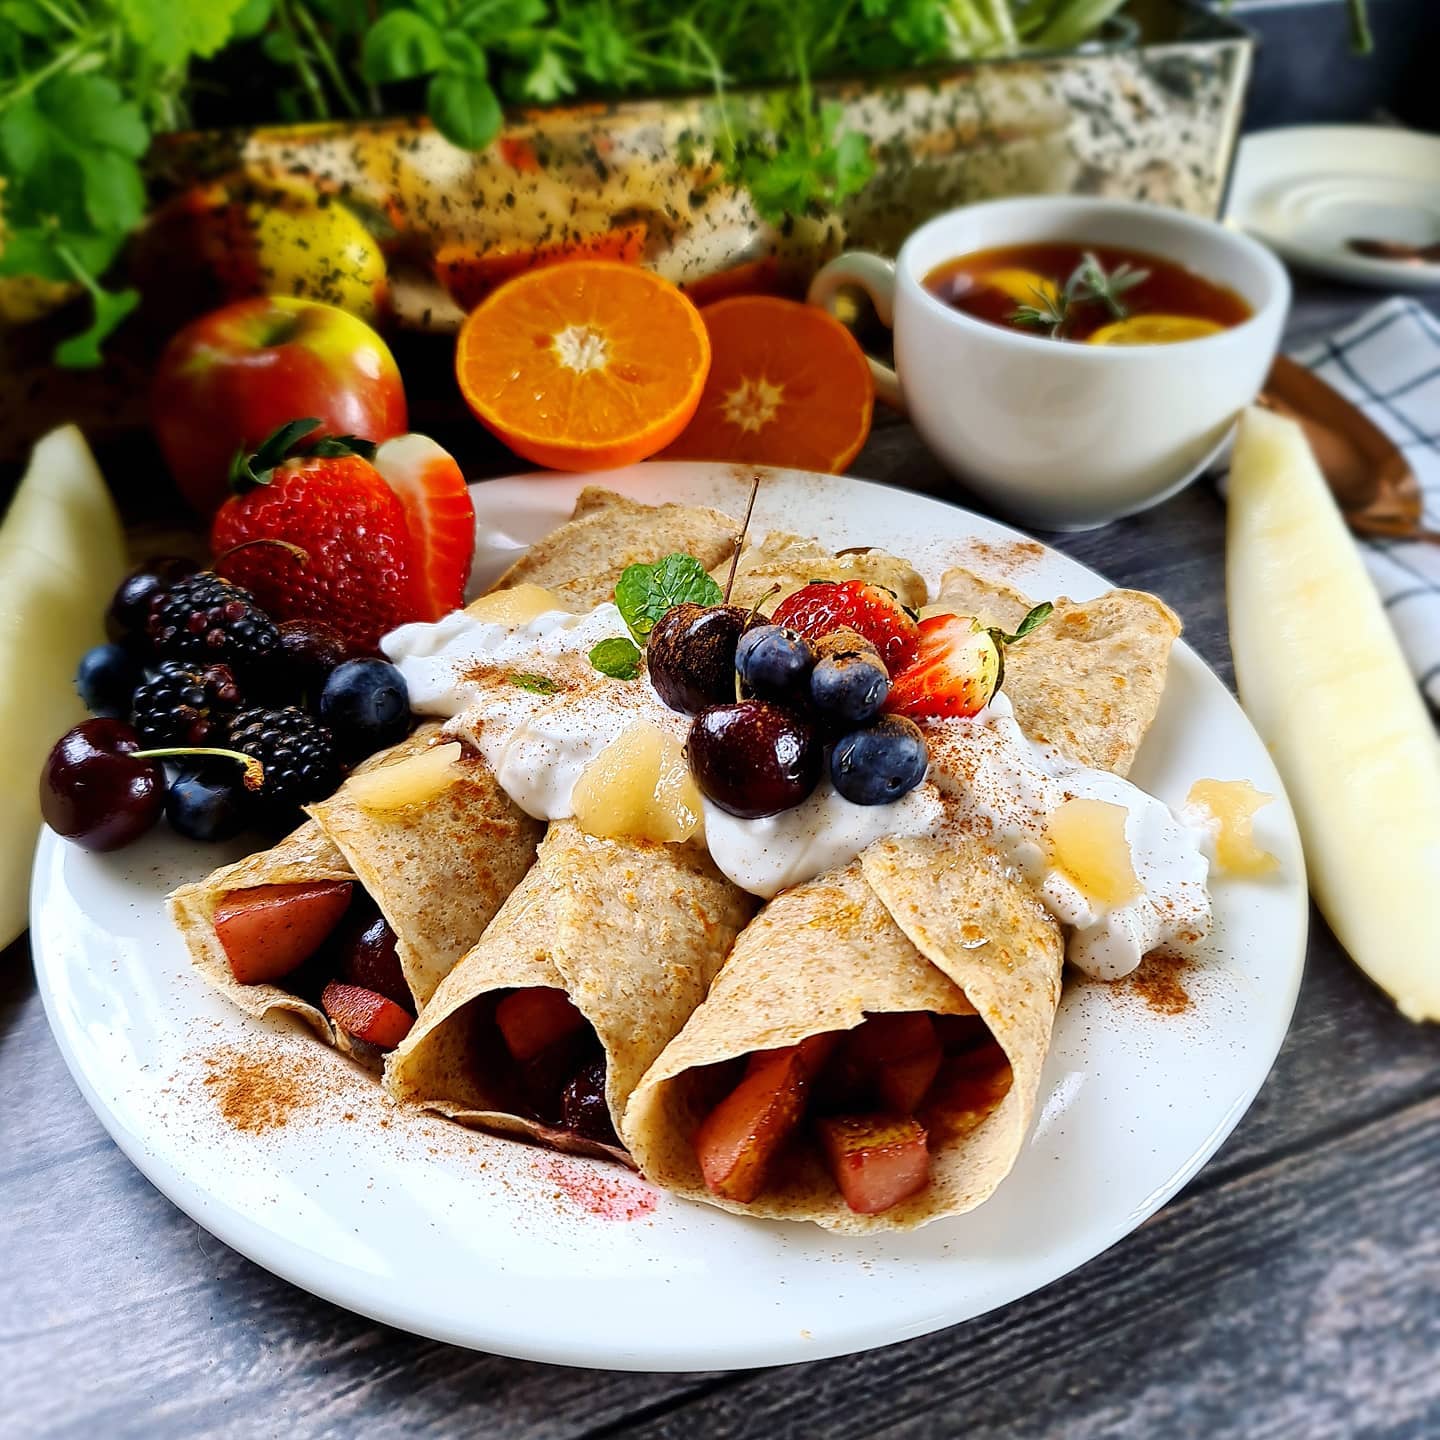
[0,426,127,948]
[1227,406,1440,1021]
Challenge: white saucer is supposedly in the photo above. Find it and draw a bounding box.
[1226,125,1440,289]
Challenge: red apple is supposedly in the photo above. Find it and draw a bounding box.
[152,296,407,515]
[321,980,414,1050]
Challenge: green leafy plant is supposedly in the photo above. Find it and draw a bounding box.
[1,0,1373,365]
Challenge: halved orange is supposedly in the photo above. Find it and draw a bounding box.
[455,260,711,471]
[662,296,874,473]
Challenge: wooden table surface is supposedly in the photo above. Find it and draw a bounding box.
[4,283,1438,1440]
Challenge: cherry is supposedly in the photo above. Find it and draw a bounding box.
[256,619,353,706]
[336,902,413,1012]
[686,700,822,818]
[561,1058,619,1145]
[646,603,749,714]
[40,719,165,851]
[105,556,198,649]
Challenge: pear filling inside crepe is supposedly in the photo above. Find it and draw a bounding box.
[469,986,619,1147]
[690,1013,1010,1216]
[212,880,417,1055]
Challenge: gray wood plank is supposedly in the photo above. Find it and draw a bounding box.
[590,1094,1440,1440]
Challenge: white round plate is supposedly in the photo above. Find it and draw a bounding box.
[1226,125,1440,290]
[33,464,1307,1370]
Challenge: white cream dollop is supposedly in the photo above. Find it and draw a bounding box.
[383,606,1213,978]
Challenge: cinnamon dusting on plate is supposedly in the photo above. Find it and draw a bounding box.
[203,1047,316,1133]
[1119,951,1193,1015]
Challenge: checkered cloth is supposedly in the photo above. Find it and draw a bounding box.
[1290,298,1440,717]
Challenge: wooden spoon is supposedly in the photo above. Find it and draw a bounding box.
[1257,355,1437,542]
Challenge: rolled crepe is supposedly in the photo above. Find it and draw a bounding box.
[306,725,542,1007]
[384,821,755,1159]
[169,728,543,1054]
[624,834,1063,1232]
[715,530,928,612]
[937,566,1180,777]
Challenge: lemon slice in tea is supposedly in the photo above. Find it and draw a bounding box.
[1087,314,1225,345]
[978,269,1059,307]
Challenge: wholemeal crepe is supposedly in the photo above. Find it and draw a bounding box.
[384,821,755,1158]
[623,834,1063,1232]
[169,818,363,1053]
[717,530,928,612]
[937,566,1181,776]
[170,728,543,1056]
[490,486,740,610]
[306,725,541,1007]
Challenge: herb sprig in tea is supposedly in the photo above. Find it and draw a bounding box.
[1010,251,1151,339]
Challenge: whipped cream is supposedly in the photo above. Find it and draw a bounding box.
[384,605,1212,978]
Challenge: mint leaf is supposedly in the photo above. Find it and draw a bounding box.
[509,672,560,695]
[614,553,723,642]
[589,637,642,681]
[55,284,140,368]
[362,10,448,84]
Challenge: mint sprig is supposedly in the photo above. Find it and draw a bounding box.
[509,672,560,695]
[589,637,643,681]
[614,553,722,643]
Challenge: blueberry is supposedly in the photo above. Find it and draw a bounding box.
[735,625,814,701]
[75,643,142,717]
[319,658,411,758]
[166,766,251,842]
[810,649,889,726]
[830,718,929,806]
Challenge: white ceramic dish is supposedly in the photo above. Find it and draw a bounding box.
[1226,125,1440,290]
[808,197,1289,530]
[33,463,1308,1371]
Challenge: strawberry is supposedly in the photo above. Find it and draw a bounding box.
[770,580,919,672]
[371,433,475,620]
[883,613,1000,720]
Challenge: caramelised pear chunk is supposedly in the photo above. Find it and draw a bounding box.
[321,980,414,1050]
[213,879,353,985]
[694,1035,838,1203]
[818,1114,930,1215]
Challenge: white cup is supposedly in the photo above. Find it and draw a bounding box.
[808,196,1291,530]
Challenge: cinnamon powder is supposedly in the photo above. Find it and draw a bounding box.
[202,1047,315,1133]
[1120,951,1193,1016]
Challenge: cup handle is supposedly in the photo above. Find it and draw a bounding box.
[807,253,903,412]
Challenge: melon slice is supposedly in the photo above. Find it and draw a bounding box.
[0,426,126,946]
[1227,407,1440,1021]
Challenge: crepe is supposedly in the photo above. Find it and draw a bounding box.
[306,725,542,1007]
[623,834,1063,1232]
[717,531,928,612]
[938,567,1181,776]
[169,818,362,1052]
[170,729,543,1058]
[384,821,755,1158]
[489,487,741,610]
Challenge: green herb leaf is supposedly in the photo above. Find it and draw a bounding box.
[230,418,322,489]
[509,672,560,694]
[54,284,140,368]
[615,553,723,642]
[116,0,248,67]
[518,48,574,104]
[426,70,502,150]
[589,636,643,681]
[362,10,448,85]
[992,602,1054,648]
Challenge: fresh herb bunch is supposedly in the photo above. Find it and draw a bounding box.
[0,0,1374,366]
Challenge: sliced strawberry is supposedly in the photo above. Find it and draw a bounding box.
[321,980,414,1049]
[213,880,353,985]
[818,1114,931,1215]
[884,612,1000,719]
[371,433,475,620]
[495,986,586,1064]
[771,580,919,672]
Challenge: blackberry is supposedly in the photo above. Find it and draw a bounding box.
[131,662,242,748]
[228,705,341,817]
[147,572,278,670]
